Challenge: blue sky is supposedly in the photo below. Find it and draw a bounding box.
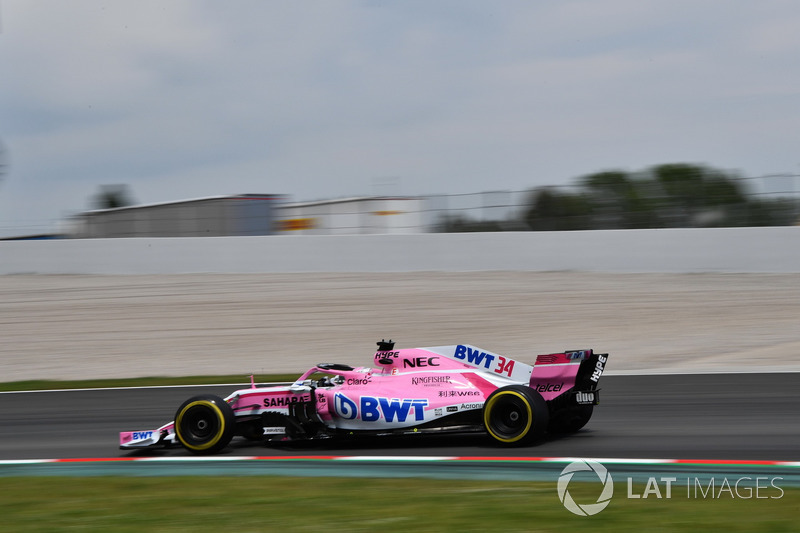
[1,1,799,235]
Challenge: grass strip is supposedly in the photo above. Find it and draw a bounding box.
[0,477,797,532]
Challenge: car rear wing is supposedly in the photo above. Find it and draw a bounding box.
[529,349,608,401]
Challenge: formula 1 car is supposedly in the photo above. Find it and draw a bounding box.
[120,341,608,454]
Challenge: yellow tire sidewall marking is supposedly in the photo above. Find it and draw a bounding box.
[175,400,226,451]
[483,390,533,443]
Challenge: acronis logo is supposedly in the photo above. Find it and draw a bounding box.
[334,393,428,422]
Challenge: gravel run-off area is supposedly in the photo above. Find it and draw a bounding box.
[2,272,800,381]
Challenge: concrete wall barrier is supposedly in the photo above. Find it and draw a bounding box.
[2,227,799,274]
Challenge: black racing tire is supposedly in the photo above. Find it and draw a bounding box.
[483,385,549,446]
[174,394,235,454]
[548,404,594,434]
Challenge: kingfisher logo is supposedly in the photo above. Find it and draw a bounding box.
[557,460,614,516]
[333,393,428,422]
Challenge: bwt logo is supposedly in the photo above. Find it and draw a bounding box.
[334,393,428,422]
[453,345,495,369]
[557,460,614,516]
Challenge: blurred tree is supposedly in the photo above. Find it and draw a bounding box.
[743,198,797,227]
[651,164,706,226]
[441,162,794,233]
[92,184,135,210]
[650,164,749,227]
[524,188,591,231]
[581,170,659,229]
[437,215,504,232]
[582,171,632,197]
[701,171,747,206]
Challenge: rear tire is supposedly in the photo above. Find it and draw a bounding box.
[174,394,235,454]
[483,385,549,446]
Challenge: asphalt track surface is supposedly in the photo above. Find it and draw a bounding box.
[1,374,798,462]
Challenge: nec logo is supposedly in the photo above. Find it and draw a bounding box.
[453,345,496,369]
[402,357,440,368]
[334,394,428,423]
[132,431,153,440]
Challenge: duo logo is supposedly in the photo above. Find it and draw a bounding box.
[334,393,428,422]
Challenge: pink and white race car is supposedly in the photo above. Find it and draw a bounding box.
[120,341,608,454]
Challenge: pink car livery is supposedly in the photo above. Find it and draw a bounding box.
[120,341,608,454]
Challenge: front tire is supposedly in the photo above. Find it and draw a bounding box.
[483,385,549,446]
[174,395,235,454]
